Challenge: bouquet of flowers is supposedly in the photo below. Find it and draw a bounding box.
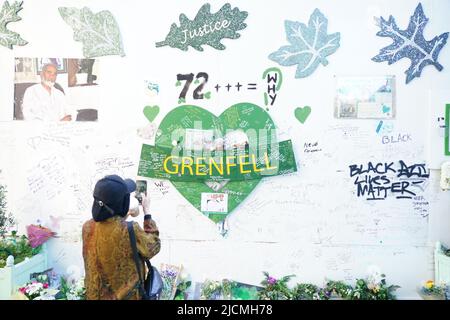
[26,224,56,248]
[159,264,182,300]
[0,233,41,268]
[350,271,400,300]
[18,275,58,300]
[258,272,295,300]
[292,283,330,300]
[419,280,446,300]
[58,277,86,300]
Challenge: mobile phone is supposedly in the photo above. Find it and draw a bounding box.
[135,180,147,205]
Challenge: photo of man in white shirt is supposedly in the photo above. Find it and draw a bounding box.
[22,63,76,121]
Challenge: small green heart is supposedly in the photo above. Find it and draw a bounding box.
[295,106,311,124]
[204,91,211,99]
[143,105,160,122]
[194,79,200,84]
[178,98,186,104]
[176,81,181,87]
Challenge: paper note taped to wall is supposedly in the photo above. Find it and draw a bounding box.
[201,193,228,213]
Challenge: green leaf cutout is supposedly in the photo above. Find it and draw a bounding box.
[155,3,248,51]
[59,6,125,58]
[0,1,27,49]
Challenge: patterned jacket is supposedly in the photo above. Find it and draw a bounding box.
[82,215,160,299]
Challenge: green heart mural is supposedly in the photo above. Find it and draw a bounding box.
[143,105,160,122]
[154,102,277,223]
[295,106,311,124]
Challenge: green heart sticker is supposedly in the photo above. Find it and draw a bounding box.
[155,103,276,222]
[295,106,311,124]
[143,105,160,122]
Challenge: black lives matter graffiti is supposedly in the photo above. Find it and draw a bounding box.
[349,160,429,200]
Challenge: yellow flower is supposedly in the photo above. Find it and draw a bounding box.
[425,280,434,290]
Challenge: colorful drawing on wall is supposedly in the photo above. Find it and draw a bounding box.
[445,104,450,156]
[59,7,125,58]
[268,9,340,79]
[262,67,283,110]
[295,106,311,124]
[0,1,27,49]
[334,76,395,119]
[372,3,449,84]
[155,3,248,51]
[145,80,159,98]
[143,105,160,123]
[137,103,297,222]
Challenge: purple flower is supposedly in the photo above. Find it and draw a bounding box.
[267,277,277,285]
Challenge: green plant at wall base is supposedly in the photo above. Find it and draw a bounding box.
[174,279,191,300]
[0,234,42,268]
[221,279,237,300]
[200,280,223,300]
[291,283,330,300]
[324,280,354,299]
[350,275,399,300]
[0,184,15,237]
[258,272,295,300]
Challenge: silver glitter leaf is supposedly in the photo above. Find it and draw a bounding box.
[0,1,27,49]
[59,7,125,58]
[268,9,340,79]
[155,3,248,52]
[372,3,448,84]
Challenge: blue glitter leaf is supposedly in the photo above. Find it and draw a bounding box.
[372,3,448,84]
[268,9,340,79]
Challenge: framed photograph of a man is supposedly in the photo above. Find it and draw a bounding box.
[13,57,100,122]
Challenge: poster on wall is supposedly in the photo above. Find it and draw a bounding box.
[13,57,100,121]
[201,193,228,214]
[446,104,450,156]
[427,90,450,169]
[334,75,395,119]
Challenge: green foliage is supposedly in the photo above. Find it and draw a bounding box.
[324,275,400,300]
[0,184,15,237]
[324,280,354,299]
[291,283,330,300]
[0,234,42,268]
[55,276,86,300]
[258,271,295,300]
[200,279,223,300]
[350,276,400,300]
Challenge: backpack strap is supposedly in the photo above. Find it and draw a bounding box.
[127,221,147,299]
